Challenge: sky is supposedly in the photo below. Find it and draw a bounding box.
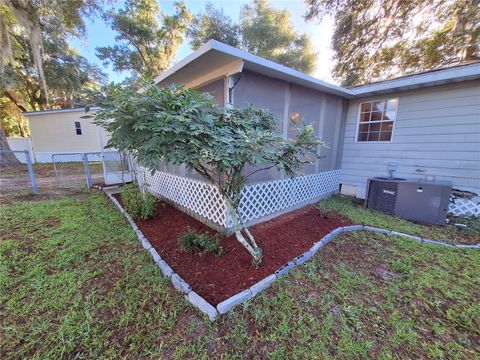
[69,0,336,84]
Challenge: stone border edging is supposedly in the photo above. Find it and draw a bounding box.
[104,190,480,321]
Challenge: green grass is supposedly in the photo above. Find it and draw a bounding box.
[319,195,480,244]
[1,192,479,359]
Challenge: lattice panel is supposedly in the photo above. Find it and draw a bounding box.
[449,197,480,217]
[236,170,341,226]
[137,167,340,229]
[139,167,229,227]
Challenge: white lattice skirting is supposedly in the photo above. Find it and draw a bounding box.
[138,168,341,230]
[235,170,341,227]
[448,197,480,217]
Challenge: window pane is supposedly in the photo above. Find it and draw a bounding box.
[358,132,368,141]
[384,109,397,120]
[372,101,385,112]
[370,111,383,121]
[360,112,370,122]
[380,131,392,141]
[368,132,380,141]
[381,121,394,131]
[357,99,398,142]
[359,124,369,132]
[76,128,82,135]
[369,122,381,132]
[386,99,398,111]
[360,102,372,112]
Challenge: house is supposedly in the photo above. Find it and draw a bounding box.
[138,40,479,229]
[341,65,480,199]
[152,40,479,195]
[22,107,107,162]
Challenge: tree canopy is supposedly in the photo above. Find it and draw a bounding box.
[93,81,324,264]
[188,3,241,50]
[305,0,480,86]
[96,0,191,80]
[1,0,107,103]
[188,0,317,74]
[1,0,106,140]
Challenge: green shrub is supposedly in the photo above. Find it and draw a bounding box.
[179,230,224,255]
[120,184,157,220]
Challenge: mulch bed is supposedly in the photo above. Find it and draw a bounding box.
[113,194,351,305]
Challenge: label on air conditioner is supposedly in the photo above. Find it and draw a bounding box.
[382,189,396,195]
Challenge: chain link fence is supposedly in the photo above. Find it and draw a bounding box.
[1,149,133,198]
[101,151,133,185]
[51,153,88,188]
[0,150,38,196]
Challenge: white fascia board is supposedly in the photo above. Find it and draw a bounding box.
[150,40,479,99]
[352,63,480,96]
[208,41,355,98]
[152,40,355,98]
[152,41,217,85]
[23,107,101,117]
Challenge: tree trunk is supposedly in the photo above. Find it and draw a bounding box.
[0,126,21,167]
[226,200,263,266]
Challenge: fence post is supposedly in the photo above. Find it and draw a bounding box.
[24,150,38,194]
[83,153,93,188]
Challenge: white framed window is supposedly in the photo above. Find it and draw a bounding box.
[356,98,398,142]
[75,121,82,135]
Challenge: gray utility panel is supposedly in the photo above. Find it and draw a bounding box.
[366,177,452,226]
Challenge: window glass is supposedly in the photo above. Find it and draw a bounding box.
[75,121,82,135]
[356,99,398,142]
[360,112,370,122]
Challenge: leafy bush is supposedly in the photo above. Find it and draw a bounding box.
[120,184,157,220]
[179,230,224,255]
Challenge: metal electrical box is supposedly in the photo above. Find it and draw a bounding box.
[366,177,452,226]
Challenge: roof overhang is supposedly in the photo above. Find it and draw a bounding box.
[153,40,355,98]
[23,107,100,117]
[351,62,480,97]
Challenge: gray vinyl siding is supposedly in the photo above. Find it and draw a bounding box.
[196,79,224,105]
[340,80,480,197]
[234,70,344,182]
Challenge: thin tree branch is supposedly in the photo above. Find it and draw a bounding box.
[244,164,277,179]
[3,91,27,112]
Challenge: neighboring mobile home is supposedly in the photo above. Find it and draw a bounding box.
[152,40,480,199]
[23,107,106,162]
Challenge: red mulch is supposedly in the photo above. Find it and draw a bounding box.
[113,194,351,305]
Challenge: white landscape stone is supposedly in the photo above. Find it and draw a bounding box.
[157,259,173,278]
[250,274,277,296]
[171,273,192,294]
[294,251,314,266]
[310,240,324,254]
[391,231,422,241]
[148,247,161,263]
[217,289,253,314]
[105,188,480,323]
[141,237,152,250]
[187,291,218,321]
[275,260,295,278]
[342,225,364,232]
[364,226,391,234]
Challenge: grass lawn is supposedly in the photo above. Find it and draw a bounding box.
[1,192,479,359]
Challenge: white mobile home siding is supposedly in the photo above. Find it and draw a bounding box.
[340,80,480,197]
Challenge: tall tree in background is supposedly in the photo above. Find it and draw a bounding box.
[0,0,106,149]
[305,0,480,86]
[96,0,191,81]
[188,3,240,50]
[188,0,317,74]
[1,0,107,103]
